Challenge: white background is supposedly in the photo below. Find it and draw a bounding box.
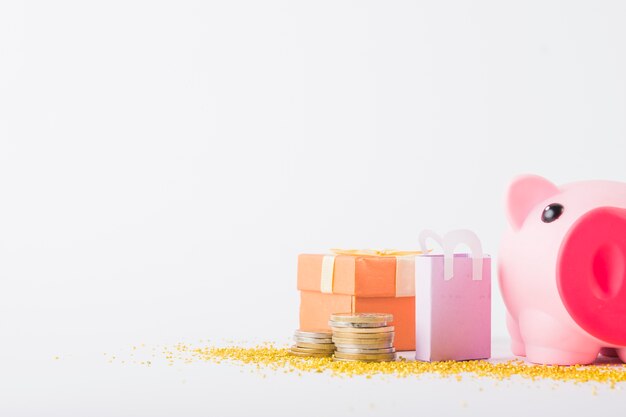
[2,1,626,416]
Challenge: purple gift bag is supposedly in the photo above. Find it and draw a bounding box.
[414,230,491,361]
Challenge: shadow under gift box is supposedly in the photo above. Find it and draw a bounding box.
[297,254,416,351]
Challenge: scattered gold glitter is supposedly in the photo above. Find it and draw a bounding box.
[105,342,626,387]
[118,343,626,386]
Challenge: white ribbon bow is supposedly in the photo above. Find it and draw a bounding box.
[418,229,484,281]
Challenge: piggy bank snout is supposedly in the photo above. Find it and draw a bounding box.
[558,206,626,345]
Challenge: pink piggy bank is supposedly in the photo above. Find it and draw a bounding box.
[499,175,626,365]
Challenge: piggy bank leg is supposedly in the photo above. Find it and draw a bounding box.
[519,310,600,365]
[615,348,626,363]
[600,347,618,358]
[506,313,526,357]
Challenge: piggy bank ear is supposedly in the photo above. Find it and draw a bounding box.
[506,175,559,230]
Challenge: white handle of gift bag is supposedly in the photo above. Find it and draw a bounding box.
[418,229,483,281]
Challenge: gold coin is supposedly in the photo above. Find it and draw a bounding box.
[333,357,394,363]
[294,329,332,338]
[336,347,395,354]
[332,331,394,340]
[291,349,334,355]
[330,325,394,334]
[291,345,333,353]
[289,348,333,358]
[330,313,393,324]
[332,332,395,342]
[333,341,394,349]
[331,336,392,344]
[328,320,388,328]
[295,342,336,351]
[334,351,396,361]
[294,336,333,344]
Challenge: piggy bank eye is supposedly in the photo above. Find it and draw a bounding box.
[542,203,564,223]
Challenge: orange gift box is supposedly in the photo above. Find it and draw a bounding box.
[297,253,417,351]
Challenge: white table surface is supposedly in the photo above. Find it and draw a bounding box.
[2,337,625,417]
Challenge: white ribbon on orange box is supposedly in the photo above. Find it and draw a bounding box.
[394,255,416,297]
[320,255,335,294]
[318,249,424,296]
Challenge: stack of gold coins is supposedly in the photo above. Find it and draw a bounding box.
[290,329,335,358]
[329,313,396,362]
